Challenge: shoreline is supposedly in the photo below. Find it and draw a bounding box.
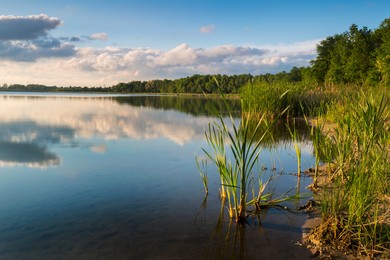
[299,114,389,258]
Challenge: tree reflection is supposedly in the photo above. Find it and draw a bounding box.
[113,95,241,117]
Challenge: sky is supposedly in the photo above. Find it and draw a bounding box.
[0,0,389,87]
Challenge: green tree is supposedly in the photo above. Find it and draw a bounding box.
[344,25,374,84]
[289,66,303,82]
[311,36,337,84]
[374,18,390,86]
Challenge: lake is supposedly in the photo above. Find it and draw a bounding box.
[0,93,316,259]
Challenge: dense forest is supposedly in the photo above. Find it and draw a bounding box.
[1,18,389,93]
[311,18,390,86]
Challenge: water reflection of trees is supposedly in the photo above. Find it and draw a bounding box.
[113,95,313,146]
[245,118,312,148]
[1,94,242,117]
[113,95,241,117]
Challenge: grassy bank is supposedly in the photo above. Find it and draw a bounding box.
[310,89,389,257]
[239,81,389,257]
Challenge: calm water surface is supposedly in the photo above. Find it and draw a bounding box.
[0,93,316,259]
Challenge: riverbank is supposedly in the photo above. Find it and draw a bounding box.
[300,164,352,258]
[239,80,389,257]
[298,104,390,258]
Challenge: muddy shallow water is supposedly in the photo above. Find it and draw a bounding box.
[0,93,316,259]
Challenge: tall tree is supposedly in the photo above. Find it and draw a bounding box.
[344,25,374,84]
[311,36,337,84]
[374,18,390,85]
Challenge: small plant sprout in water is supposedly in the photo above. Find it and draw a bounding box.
[195,156,208,195]
[287,120,302,177]
[304,116,324,189]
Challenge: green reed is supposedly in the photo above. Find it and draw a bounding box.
[287,120,302,177]
[317,91,389,256]
[202,108,269,222]
[303,115,325,188]
[197,90,306,223]
[310,121,323,188]
[237,80,389,255]
[240,81,332,118]
[195,156,209,194]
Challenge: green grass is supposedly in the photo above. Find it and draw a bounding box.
[199,82,389,256]
[314,90,389,257]
[239,81,389,256]
[240,81,332,118]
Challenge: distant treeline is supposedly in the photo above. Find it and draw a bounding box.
[0,72,302,94]
[112,74,252,93]
[1,18,388,93]
[0,68,317,94]
[0,84,110,93]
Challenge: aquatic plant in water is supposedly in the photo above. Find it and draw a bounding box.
[195,156,208,194]
[198,93,298,223]
[287,120,302,177]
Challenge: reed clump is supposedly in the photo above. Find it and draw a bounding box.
[310,90,390,257]
[240,81,332,119]
[195,157,208,194]
[239,81,389,256]
[198,95,297,223]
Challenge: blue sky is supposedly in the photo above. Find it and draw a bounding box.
[0,0,389,86]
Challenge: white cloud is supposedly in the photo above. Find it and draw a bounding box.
[0,40,320,87]
[0,13,321,86]
[89,32,108,41]
[0,40,76,61]
[155,43,197,65]
[200,24,215,33]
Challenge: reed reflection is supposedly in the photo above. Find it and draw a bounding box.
[197,197,310,259]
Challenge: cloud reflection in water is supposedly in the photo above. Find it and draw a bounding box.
[0,95,215,168]
[0,142,60,168]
